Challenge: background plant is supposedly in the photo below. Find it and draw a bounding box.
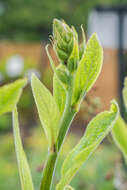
[0,0,126,41]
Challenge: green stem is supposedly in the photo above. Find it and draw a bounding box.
[40,74,77,190]
[40,151,57,190]
[56,90,76,152]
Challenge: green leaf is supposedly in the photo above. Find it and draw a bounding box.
[123,77,127,109]
[12,107,34,190]
[72,33,103,106]
[0,78,27,115]
[53,66,66,115]
[31,74,60,147]
[56,101,119,190]
[112,115,127,161]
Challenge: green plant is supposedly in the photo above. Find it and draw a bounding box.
[0,19,119,190]
[31,19,119,190]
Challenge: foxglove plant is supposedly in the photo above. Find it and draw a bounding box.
[0,19,119,190]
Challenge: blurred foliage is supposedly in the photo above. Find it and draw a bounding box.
[0,0,127,41]
[0,127,127,190]
[80,95,102,125]
[0,54,40,131]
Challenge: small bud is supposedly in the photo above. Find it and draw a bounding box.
[53,19,74,64]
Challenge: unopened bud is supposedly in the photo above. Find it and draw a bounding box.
[53,19,74,64]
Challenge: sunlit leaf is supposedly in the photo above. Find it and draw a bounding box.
[112,115,127,161]
[0,78,27,115]
[56,101,119,189]
[12,107,34,190]
[72,33,103,106]
[31,74,60,147]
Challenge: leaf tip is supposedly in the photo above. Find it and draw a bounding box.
[110,100,119,114]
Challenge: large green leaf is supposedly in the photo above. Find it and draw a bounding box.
[12,107,34,190]
[31,74,60,147]
[112,116,127,161]
[123,77,127,109]
[56,101,119,190]
[0,78,27,115]
[72,33,103,106]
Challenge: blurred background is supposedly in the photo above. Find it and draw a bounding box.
[0,0,127,189]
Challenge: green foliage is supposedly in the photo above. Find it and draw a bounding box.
[31,74,60,148]
[0,78,27,115]
[0,0,126,41]
[0,114,11,130]
[56,101,119,189]
[12,107,34,190]
[0,19,120,190]
[112,116,127,162]
[72,33,103,108]
[0,130,120,190]
[30,19,118,190]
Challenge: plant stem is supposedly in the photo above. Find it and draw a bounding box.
[40,151,57,190]
[56,91,76,152]
[40,74,76,190]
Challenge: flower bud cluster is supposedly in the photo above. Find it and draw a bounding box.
[53,19,79,73]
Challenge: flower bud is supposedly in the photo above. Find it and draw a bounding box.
[53,19,74,64]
